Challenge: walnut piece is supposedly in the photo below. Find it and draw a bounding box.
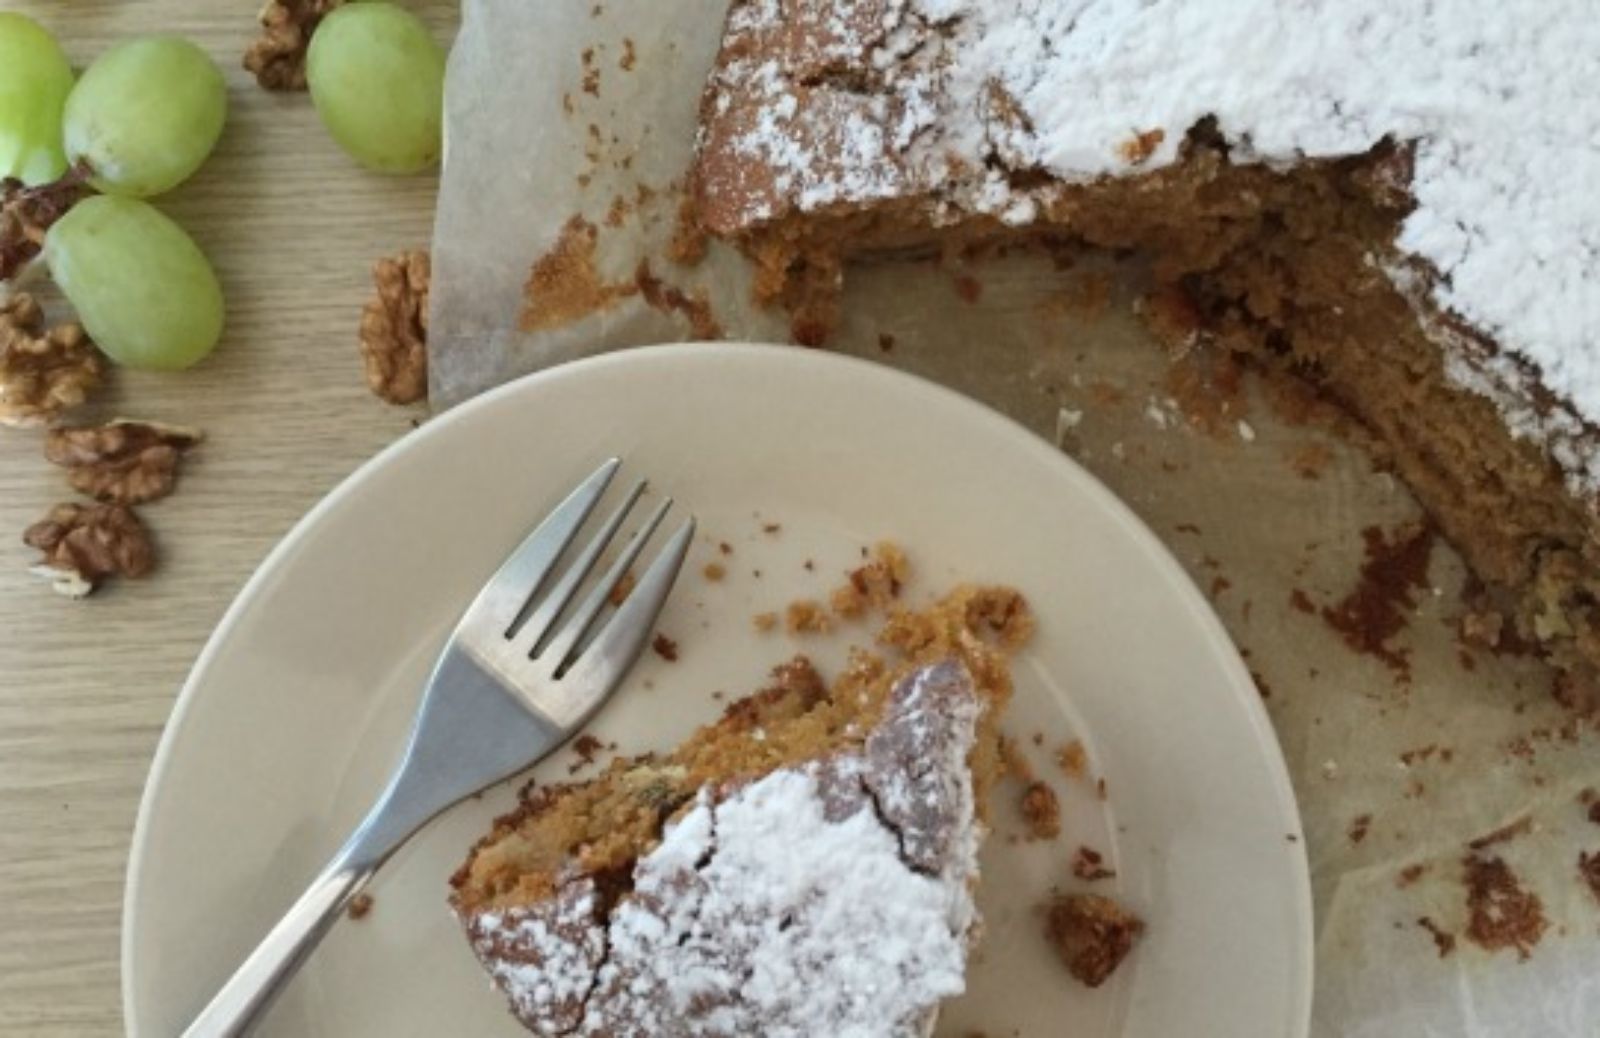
[0,293,102,428]
[44,420,203,505]
[23,502,154,598]
[1,172,90,282]
[359,249,429,404]
[244,0,344,91]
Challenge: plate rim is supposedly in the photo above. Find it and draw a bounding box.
[121,342,1313,1035]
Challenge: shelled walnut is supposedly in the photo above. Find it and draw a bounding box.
[23,502,154,598]
[0,293,102,428]
[244,0,344,90]
[359,248,429,404]
[44,420,204,505]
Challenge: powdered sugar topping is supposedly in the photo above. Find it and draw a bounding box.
[461,660,987,1036]
[699,0,1600,433]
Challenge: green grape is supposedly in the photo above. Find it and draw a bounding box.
[63,37,227,198]
[44,196,225,371]
[307,3,445,174]
[0,13,75,185]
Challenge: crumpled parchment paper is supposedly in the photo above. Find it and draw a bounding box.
[428,1,1600,1033]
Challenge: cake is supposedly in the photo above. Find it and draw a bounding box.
[687,1,1600,682]
[450,586,1032,1035]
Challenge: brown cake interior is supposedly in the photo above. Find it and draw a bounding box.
[450,585,1033,916]
[695,126,1600,679]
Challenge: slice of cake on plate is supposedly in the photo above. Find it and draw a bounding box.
[687,0,1600,685]
[450,586,1032,1035]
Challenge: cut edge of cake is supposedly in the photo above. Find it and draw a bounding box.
[686,0,1600,689]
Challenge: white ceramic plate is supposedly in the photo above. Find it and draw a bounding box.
[124,344,1311,1038]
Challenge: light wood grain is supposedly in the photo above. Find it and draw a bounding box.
[0,3,456,1032]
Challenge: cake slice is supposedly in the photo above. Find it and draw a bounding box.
[450,586,1031,1036]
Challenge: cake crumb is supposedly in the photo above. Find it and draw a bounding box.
[703,562,725,582]
[752,611,778,632]
[1045,893,1144,988]
[651,633,679,662]
[1116,127,1165,165]
[520,216,637,331]
[634,261,724,339]
[1321,522,1436,679]
[580,47,600,96]
[569,733,606,774]
[1072,846,1115,881]
[1020,782,1061,840]
[1416,916,1456,958]
[1462,854,1547,960]
[718,541,733,555]
[1348,813,1372,845]
[1057,740,1086,779]
[1580,851,1600,905]
[347,893,374,921]
[878,332,896,352]
[830,541,909,618]
[1397,863,1428,887]
[785,600,832,634]
[608,570,636,605]
[619,37,636,71]
[762,521,781,534]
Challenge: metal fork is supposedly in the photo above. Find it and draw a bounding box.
[182,458,694,1037]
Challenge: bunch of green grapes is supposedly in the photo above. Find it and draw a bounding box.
[1,16,227,370]
[2,4,447,370]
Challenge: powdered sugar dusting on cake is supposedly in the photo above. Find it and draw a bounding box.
[696,0,1600,432]
[464,880,607,1034]
[463,660,985,1037]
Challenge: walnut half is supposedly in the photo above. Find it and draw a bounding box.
[359,248,429,405]
[24,502,154,598]
[0,293,102,428]
[244,0,344,91]
[44,419,204,505]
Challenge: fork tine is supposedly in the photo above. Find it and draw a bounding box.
[460,458,619,639]
[538,497,674,672]
[508,478,648,649]
[562,517,696,689]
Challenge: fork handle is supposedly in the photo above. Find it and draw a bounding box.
[180,845,377,1038]
[179,752,449,1038]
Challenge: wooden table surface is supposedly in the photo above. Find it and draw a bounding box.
[0,3,457,1032]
